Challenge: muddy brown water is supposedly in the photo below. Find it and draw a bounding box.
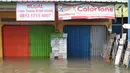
[0,57,129,73]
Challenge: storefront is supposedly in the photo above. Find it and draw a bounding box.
[0,0,127,58]
[58,3,113,57]
[2,25,55,57]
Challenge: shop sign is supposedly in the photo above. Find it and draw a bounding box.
[58,3,115,20]
[122,24,130,29]
[16,2,55,21]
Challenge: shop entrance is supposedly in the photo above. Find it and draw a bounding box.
[64,25,91,58]
[2,25,30,57]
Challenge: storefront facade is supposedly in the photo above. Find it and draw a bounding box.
[0,0,127,58]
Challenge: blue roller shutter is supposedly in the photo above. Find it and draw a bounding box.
[64,25,90,58]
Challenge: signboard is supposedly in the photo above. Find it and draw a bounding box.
[16,2,55,21]
[122,24,130,29]
[50,33,67,59]
[58,3,115,20]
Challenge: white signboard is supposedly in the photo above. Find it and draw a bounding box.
[58,3,115,20]
[16,2,55,21]
[122,24,130,29]
[51,38,67,59]
[50,33,67,59]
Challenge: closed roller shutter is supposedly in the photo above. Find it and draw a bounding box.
[91,26,107,56]
[3,25,30,57]
[30,25,55,57]
[64,25,90,58]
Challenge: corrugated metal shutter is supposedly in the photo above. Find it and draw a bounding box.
[3,25,30,57]
[30,25,55,57]
[90,26,107,56]
[64,25,90,58]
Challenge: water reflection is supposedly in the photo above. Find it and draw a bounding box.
[0,57,129,73]
[115,66,120,73]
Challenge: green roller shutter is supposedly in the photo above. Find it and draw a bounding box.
[30,25,55,57]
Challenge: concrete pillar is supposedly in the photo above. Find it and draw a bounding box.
[57,21,63,32]
[0,24,3,58]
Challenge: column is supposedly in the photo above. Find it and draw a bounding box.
[0,24,3,58]
[128,0,130,41]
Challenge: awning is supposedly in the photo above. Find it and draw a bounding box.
[0,0,128,3]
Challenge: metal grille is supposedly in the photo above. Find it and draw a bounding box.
[91,26,107,56]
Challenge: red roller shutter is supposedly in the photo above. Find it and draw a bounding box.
[3,25,30,57]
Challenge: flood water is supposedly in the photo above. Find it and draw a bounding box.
[0,57,130,73]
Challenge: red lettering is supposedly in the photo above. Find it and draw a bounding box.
[20,14,51,18]
[20,14,24,17]
[31,14,40,17]
[77,6,83,11]
[89,8,97,11]
[109,8,113,12]
[99,7,113,12]
[44,10,53,12]
[27,4,43,8]
[77,6,97,12]
[42,14,51,17]
[25,14,29,17]
[36,10,43,12]
[20,14,29,18]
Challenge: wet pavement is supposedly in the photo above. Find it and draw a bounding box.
[0,57,130,73]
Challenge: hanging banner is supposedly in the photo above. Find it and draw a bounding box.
[58,3,115,20]
[16,2,55,21]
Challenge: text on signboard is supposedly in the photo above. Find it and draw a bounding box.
[77,6,113,12]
